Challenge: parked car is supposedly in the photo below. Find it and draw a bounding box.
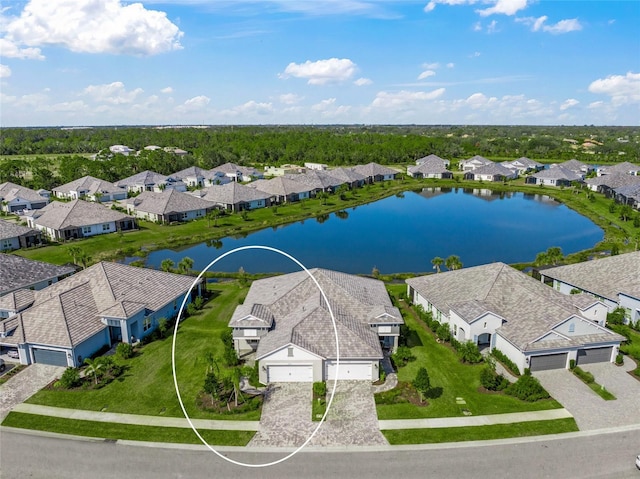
[6,349,19,359]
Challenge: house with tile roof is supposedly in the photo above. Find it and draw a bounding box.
[463,163,518,182]
[458,155,494,172]
[0,219,43,251]
[525,165,583,187]
[0,182,50,214]
[249,177,313,204]
[283,170,344,194]
[406,262,623,372]
[0,262,201,366]
[502,157,544,175]
[539,251,640,326]
[415,154,450,168]
[614,183,640,210]
[211,162,263,182]
[596,161,640,177]
[0,253,76,298]
[559,159,594,175]
[230,268,404,383]
[325,167,366,189]
[190,182,271,212]
[585,172,640,195]
[124,189,214,223]
[350,162,398,183]
[114,170,187,193]
[172,166,230,188]
[53,175,127,202]
[408,156,453,179]
[24,199,137,241]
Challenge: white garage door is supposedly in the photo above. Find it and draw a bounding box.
[326,361,372,380]
[267,365,313,383]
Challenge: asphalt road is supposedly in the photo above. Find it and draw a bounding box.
[1,428,639,479]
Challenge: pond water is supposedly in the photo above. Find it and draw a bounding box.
[133,188,604,274]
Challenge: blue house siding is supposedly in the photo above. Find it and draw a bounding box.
[73,328,111,366]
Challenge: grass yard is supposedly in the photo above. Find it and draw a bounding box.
[378,285,562,420]
[23,283,256,420]
[2,412,254,446]
[382,418,579,445]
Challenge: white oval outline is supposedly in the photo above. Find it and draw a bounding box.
[171,245,340,468]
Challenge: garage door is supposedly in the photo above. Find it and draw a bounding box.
[529,353,567,372]
[267,365,313,383]
[577,347,613,365]
[32,348,68,366]
[326,361,372,380]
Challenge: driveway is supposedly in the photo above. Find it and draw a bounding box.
[534,358,640,430]
[0,364,65,421]
[249,380,387,448]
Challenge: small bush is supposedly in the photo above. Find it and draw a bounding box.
[569,359,576,370]
[615,353,624,365]
[491,349,520,376]
[458,341,483,364]
[313,381,326,397]
[436,324,451,342]
[505,374,550,402]
[573,366,595,384]
[116,342,134,360]
[56,367,81,389]
[391,346,416,368]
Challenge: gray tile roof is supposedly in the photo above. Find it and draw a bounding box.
[172,166,220,181]
[193,183,271,205]
[416,154,449,166]
[351,162,398,178]
[506,157,543,168]
[0,219,39,241]
[53,175,126,197]
[586,173,640,189]
[249,177,313,196]
[124,189,213,215]
[559,159,591,173]
[460,155,493,167]
[0,254,76,296]
[325,167,366,184]
[406,263,623,350]
[0,182,49,204]
[541,251,640,302]
[234,269,403,360]
[115,170,169,187]
[532,166,582,181]
[0,288,35,312]
[31,199,134,230]
[283,170,343,190]
[408,160,450,176]
[598,161,640,176]
[469,163,515,177]
[10,262,197,348]
[614,183,640,201]
[211,162,261,178]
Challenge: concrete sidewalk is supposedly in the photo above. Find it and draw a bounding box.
[11,403,260,431]
[11,403,572,432]
[379,408,573,430]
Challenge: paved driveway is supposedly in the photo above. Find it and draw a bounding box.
[249,380,387,448]
[534,359,640,430]
[0,364,65,421]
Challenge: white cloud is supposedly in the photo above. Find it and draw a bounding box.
[0,38,44,60]
[46,100,88,113]
[3,0,183,56]
[354,77,372,86]
[477,0,528,17]
[234,100,274,115]
[82,82,143,105]
[180,95,211,111]
[0,64,11,78]
[446,63,455,68]
[473,21,482,32]
[279,58,357,85]
[517,15,582,34]
[588,72,640,105]
[560,98,579,110]
[418,70,436,80]
[487,19,498,33]
[424,0,478,13]
[371,88,446,108]
[279,93,303,105]
[311,98,351,117]
[422,62,441,70]
[312,98,337,111]
[161,87,173,94]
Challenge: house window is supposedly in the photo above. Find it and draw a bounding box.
[181,212,188,220]
[568,323,575,333]
[82,226,92,234]
[143,317,152,331]
[102,223,110,231]
[196,210,203,217]
[287,347,294,357]
[484,322,487,329]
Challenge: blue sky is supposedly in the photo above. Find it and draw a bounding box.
[1,0,638,126]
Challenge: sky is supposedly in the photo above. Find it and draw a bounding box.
[0,0,639,127]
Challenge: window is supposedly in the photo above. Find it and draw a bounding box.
[568,323,575,333]
[82,226,92,234]
[484,322,487,329]
[143,317,152,331]
[181,212,188,220]
[287,347,294,357]
[102,223,110,231]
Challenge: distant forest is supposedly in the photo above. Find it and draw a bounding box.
[1,125,638,191]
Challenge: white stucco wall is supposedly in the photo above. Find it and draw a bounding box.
[619,293,640,325]
[494,333,527,373]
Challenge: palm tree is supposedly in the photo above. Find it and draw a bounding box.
[207,209,221,228]
[160,258,175,272]
[445,255,462,271]
[68,245,82,265]
[84,357,104,385]
[177,256,194,274]
[431,256,444,273]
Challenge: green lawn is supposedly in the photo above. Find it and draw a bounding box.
[382,418,579,445]
[378,288,562,420]
[2,412,254,446]
[23,283,256,420]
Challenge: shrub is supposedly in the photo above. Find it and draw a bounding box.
[436,324,451,342]
[412,367,431,403]
[391,346,416,368]
[573,366,595,384]
[615,353,624,365]
[223,346,239,367]
[115,342,134,360]
[56,367,81,389]
[313,381,326,397]
[505,374,550,402]
[458,341,483,364]
[607,307,626,326]
[491,349,520,376]
[569,359,576,370]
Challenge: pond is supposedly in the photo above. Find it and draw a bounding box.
[132,188,604,274]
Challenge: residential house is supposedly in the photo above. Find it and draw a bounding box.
[0,219,43,251]
[124,189,214,223]
[0,262,201,366]
[249,177,313,204]
[212,163,263,182]
[350,162,398,183]
[525,165,583,187]
[229,268,404,383]
[304,162,328,171]
[407,262,623,373]
[53,175,127,202]
[614,183,640,210]
[172,166,229,189]
[325,167,366,189]
[502,157,544,175]
[596,161,640,177]
[585,172,640,196]
[24,199,137,241]
[415,154,450,168]
[0,253,76,298]
[0,182,50,213]
[114,170,187,193]
[539,252,640,326]
[459,155,493,172]
[559,159,594,176]
[109,145,134,156]
[463,163,518,182]
[191,182,271,212]
[264,164,306,177]
[284,170,343,195]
